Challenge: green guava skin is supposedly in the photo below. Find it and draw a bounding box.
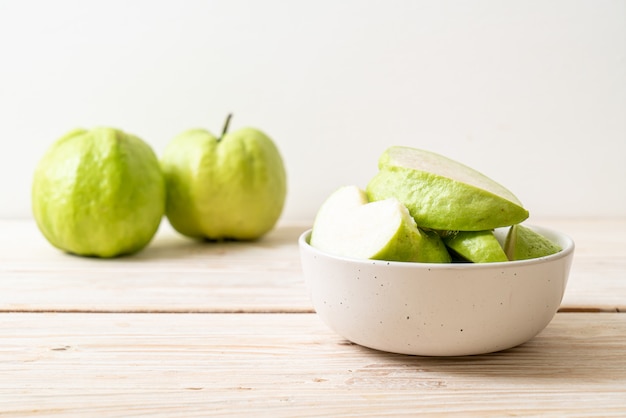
[442,230,508,263]
[366,147,529,231]
[160,126,287,241]
[369,221,451,263]
[505,224,562,260]
[32,127,166,258]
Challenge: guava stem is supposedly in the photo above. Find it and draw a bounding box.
[220,113,233,140]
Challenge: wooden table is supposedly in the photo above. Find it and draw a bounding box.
[1,218,625,416]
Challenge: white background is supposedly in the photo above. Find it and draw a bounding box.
[1,0,624,224]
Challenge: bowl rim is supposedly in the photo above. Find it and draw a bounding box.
[299,224,575,269]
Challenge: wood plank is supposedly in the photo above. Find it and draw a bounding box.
[537,217,626,312]
[0,220,312,313]
[0,312,625,417]
[0,220,308,273]
[1,218,624,313]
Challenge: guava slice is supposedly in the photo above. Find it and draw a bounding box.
[504,224,562,260]
[442,230,508,263]
[310,185,450,263]
[366,146,529,231]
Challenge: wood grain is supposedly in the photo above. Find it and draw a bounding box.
[0,220,311,313]
[1,218,625,416]
[1,218,624,313]
[540,217,626,312]
[1,312,625,417]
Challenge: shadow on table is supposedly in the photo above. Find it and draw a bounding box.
[342,315,626,385]
[130,224,308,262]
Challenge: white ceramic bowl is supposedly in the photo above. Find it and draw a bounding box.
[299,225,575,356]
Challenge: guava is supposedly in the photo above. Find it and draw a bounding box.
[310,185,451,263]
[32,127,166,257]
[504,224,562,260]
[366,146,529,231]
[160,115,287,241]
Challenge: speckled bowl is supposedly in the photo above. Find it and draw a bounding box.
[299,225,575,356]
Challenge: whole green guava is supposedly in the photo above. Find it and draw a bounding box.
[160,115,287,241]
[32,127,166,257]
